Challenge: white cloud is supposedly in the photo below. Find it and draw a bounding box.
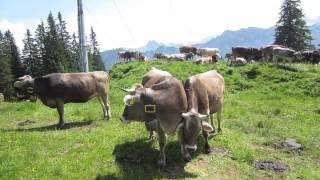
[0,19,27,50]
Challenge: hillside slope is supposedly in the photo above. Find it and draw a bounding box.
[1,61,319,179]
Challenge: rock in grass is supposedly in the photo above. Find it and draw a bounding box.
[254,160,288,172]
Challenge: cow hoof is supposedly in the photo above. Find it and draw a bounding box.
[218,128,222,134]
[57,123,64,128]
[183,155,192,162]
[205,148,213,154]
[157,159,166,168]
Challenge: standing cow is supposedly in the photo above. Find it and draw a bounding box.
[14,72,110,127]
[179,46,198,54]
[121,70,193,167]
[182,70,224,157]
[260,44,286,63]
[140,67,173,141]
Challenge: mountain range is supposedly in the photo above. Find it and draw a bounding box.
[101,23,320,69]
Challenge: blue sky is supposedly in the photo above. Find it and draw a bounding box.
[0,0,319,51]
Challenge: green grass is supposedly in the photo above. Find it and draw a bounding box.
[0,60,319,179]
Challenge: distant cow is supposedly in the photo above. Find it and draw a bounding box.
[0,93,4,102]
[196,48,220,57]
[182,70,224,158]
[272,47,300,64]
[154,52,169,59]
[118,51,146,62]
[302,50,320,64]
[232,46,262,62]
[120,72,188,167]
[225,53,232,61]
[179,46,197,54]
[14,72,110,127]
[261,44,286,63]
[154,53,193,61]
[230,57,247,66]
[194,57,213,64]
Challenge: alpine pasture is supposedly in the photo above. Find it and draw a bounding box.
[0,60,319,179]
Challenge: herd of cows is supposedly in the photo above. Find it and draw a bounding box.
[4,43,320,168]
[12,67,224,167]
[118,45,320,65]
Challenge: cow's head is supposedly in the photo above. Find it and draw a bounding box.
[120,84,147,123]
[178,111,213,153]
[13,75,35,98]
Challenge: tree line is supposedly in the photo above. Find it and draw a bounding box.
[0,12,105,99]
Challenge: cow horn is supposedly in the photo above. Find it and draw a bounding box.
[13,81,24,88]
[119,87,129,92]
[201,121,213,132]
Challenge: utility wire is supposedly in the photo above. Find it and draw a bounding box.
[112,0,137,46]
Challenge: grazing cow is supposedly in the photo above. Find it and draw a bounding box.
[141,67,173,141]
[120,73,188,167]
[14,72,110,127]
[302,50,320,64]
[154,52,170,60]
[225,53,233,61]
[232,46,262,62]
[194,57,212,64]
[261,44,286,62]
[231,57,247,66]
[272,47,300,64]
[0,93,4,102]
[179,46,198,54]
[196,48,220,57]
[182,70,224,158]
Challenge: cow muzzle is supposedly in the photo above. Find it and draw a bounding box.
[120,116,130,124]
[185,144,197,152]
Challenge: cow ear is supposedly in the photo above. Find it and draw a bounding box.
[201,121,213,132]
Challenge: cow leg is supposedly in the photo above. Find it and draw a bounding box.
[99,95,110,120]
[210,114,216,132]
[217,108,222,133]
[157,126,167,167]
[145,121,156,142]
[202,130,211,154]
[56,101,64,127]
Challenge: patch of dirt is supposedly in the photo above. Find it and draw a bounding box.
[273,138,303,151]
[254,160,288,172]
[18,120,35,126]
[208,147,228,156]
[61,142,84,154]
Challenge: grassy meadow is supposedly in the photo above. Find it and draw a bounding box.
[0,60,319,179]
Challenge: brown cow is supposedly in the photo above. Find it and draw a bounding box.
[260,44,286,63]
[14,72,110,127]
[179,46,197,54]
[120,71,189,167]
[182,70,224,156]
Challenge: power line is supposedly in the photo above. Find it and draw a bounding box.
[112,0,137,46]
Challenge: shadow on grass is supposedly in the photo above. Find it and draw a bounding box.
[270,64,298,72]
[1,120,93,132]
[96,138,203,179]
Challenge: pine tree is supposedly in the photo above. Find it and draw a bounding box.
[0,56,13,99]
[45,12,65,73]
[70,33,80,72]
[21,29,42,77]
[34,21,47,76]
[3,30,24,78]
[275,0,313,50]
[57,12,73,72]
[89,27,105,71]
